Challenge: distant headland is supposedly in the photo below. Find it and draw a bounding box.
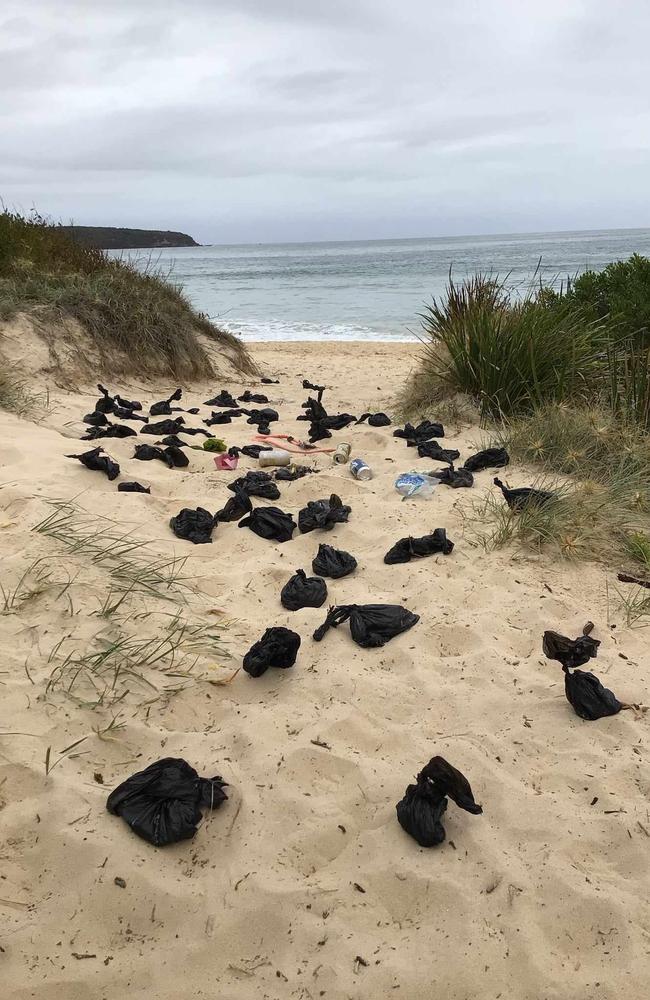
[60,226,199,250]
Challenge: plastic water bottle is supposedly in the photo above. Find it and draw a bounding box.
[394,471,439,500]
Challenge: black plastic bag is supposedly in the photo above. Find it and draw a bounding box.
[149,387,183,416]
[239,390,269,404]
[384,528,454,564]
[230,444,273,459]
[302,378,325,400]
[298,494,351,533]
[134,443,188,469]
[243,406,279,426]
[417,440,460,462]
[159,434,189,449]
[82,422,137,440]
[429,463,474,489]
[204,412,234,425]
[106,757,228,847]
[463,447,509,472]
[170,507,216,544]
[118,481,150,493]
[542,625,600,669]
[238,505,296,543]
[564,668,623,721]
[175,426,213,438]
[243,626,301,677]
[308,421,332,444]
[275,465,314,481]
[396,756,482,847]
[115,394,142,411]
[299,396,328,421]
[66,446,120,481]
[113,406,147,422]
[313,604,419,648]
[356,412,391,427]
[141,417,185,435]
[322,413,357,430]
[204,390,238,408]
[394,419,444,443]
[229,470,281,500]
[83,411,108,426]
[95,384,115,414]
[312,543,357,579]
[261,377,279,384]
[257,422,271,436]
[281,569,328,611]
[215,487,252,523]
[494,477,555,511]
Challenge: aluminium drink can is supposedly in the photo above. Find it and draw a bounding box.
[349,458,372,481]
[333,442,352,464]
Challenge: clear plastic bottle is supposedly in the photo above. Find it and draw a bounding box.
[394,471,439,500]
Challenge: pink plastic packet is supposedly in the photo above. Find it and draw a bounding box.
[214,454,238,471]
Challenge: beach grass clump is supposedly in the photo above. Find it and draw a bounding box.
[0,208,257,379]
[0,358,48,415]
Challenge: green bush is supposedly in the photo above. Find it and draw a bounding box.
[562,254,650,343]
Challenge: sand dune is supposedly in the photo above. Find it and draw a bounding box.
[1,341,648,1000]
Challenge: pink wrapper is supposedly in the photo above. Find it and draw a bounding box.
[214,454,238,470]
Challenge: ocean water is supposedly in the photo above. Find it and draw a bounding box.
[122,228,650,343]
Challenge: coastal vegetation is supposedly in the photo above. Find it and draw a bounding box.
[0,209,255,380]
[401,256,650,595]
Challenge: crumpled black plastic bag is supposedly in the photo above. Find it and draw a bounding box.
[243,626,301,677]
[204,412,234,425]
[261,377,279,384]
[564,668,623,721]
[113,406,147,422]
[141,417,185,436]
[394,419,444,443]
[302,378,326,399]
[229,470,281,500]
[308,421,332,443]
[463,447,509,472]
[243,406,279,426]
[429,463,474,488]
[204,390,238,408]
[312,543,357,578]
[356,412,391,426]
[175,425,213,438]
[322,413,357,430]
[384,528,454,564]
[66,446,120,480]
[118,481,150,493]
[215,487,252,523]
[83,411,108,426]
[275,465,314,481]
[229,445,273,459]
[239,390,269,404]
[115,394,142,411]
[417,440,460,462]
[396,756,482,847]
[280,569,328,611]
[238,505,296,542]
[149,387,183,416]
[494,477,555,510]
[82,422,137,440]
[298,494,351,533]
[159,434,189,449]
[106,757,228,847]
[313,603,419,648]
[170,507,216,544]
[298,395,328,422]
[134,443,188,468]
[95,384,115,413]
[542,626,600,669]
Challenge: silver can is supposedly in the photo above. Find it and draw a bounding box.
[350,458,372,481]
[258,448,291,467]
[332,442,351,464]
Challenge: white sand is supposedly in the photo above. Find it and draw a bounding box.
[1,340,649,1000]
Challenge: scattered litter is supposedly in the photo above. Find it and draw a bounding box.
[494,477,556,510]
[106,757,228,847]
[204,390,238,408]
[261,377,279,384]
[298,494,351,533]
[542,623,600,669]
[356,412,391,426]
[83,411,108,426]
[239,390,269,404]
[281,569,328,610]
[114,877,126,889]
[384,528,454,564]
[416,440,460,462]
[215,487,251,523]
[350,458,372,481]
[393,419,444,444]
[617,572,650,590]
[95,383,116,413]
[543,623,623,720]
[259,449,292,468]
[134,443,189,468]
[238,505,297,542]
[159,434,189,449]
[112,406,147,422]
[114,394,142,411]
[118,481,150,494]
[429,463,474,489]
[66,446,120,481]
[230,470,281,500]
[243,627,301,677]
[149,388,183,416]
[463,447,509,472]
[169,507,216,544]
[82,422,137,440]
[141,417,185,436]
[332,442,352,465]
[313,603,419,648]
[312,543,357,578]
[214,453,239,470]
[395,471,438,500]
[396,756,482,847]
[275,464,314,481]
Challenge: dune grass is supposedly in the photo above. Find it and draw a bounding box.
[0,209,257,379]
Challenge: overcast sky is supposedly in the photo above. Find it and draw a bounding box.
[1,0,648,244]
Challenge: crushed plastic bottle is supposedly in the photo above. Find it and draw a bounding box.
[394,471,439,500]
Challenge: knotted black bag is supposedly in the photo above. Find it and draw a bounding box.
[280,569,328,611]
[298,494,351,533]
[313,603,419,648]
[463,447,509,472]
[238,505,296,542]
[243,626,301,677]
[66,446,120,481]
[312,544,357,579]
[396,756,482,847]
[494,477,555,511]
[118,481,150,493]
[384,528,454,564]
[169,507,216,544]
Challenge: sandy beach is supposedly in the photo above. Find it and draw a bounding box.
[2,339,649,1000]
